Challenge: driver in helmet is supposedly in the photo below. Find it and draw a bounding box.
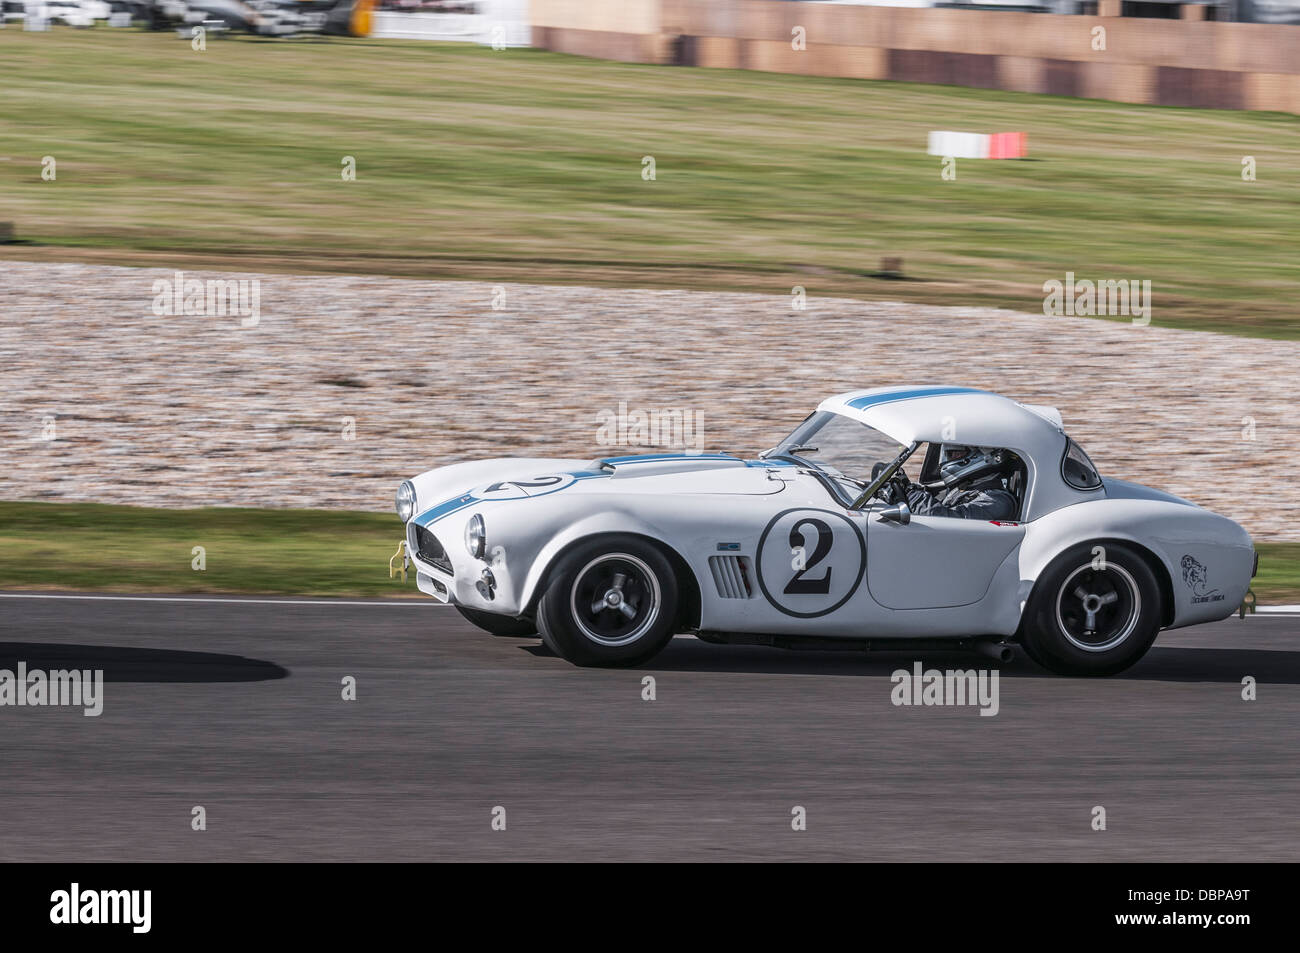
[882,444,1019,521]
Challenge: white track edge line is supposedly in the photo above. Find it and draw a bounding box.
[0,593,450,607]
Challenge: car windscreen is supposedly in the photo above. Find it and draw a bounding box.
[771,411,906,486]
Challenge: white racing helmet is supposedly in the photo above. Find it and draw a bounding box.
[938,446,1015,489]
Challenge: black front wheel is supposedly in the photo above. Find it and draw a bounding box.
[536,536,679,667]
[455,605,537,638]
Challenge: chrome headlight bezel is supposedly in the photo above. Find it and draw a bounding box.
[395,481,417,523]
[464,513,486,560]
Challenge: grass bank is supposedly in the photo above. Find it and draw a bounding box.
[2,31,1299,337]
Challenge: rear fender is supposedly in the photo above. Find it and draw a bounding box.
[1018,499,1252,628]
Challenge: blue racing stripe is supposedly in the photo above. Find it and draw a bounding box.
[412,469,610,528]
[844,386,984,411]
[598,453,738,466]
[412,494,477,528]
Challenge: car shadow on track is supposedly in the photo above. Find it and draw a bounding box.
[522,640,1300,684]
[0,643,289,683]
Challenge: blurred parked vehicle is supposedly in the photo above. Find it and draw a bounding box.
[142,0,372,35]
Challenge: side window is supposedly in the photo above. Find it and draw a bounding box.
[902,442,933,483]
[1061,438,1102,490]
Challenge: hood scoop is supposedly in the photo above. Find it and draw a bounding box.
[597,453,747,479]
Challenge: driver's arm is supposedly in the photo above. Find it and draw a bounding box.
[905,486,1017,520]
[902,483,943,516]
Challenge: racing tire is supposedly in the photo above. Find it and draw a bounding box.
[536,536,679,667]
[455,605,537,638]
[1020,541,1162,676]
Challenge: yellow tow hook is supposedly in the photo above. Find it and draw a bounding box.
[1238,589,1256,620]
[389,540,409,583]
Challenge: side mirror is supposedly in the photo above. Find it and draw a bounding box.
[878,501,911,525]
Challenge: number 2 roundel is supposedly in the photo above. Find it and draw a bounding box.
[471,473,576,501]
[755,508,865,618]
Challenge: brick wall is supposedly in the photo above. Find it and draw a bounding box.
[529,0,1300,113]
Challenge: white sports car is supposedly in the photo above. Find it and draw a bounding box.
[396,386,1256,675]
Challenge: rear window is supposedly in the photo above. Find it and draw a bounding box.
[1061,439,1102,490]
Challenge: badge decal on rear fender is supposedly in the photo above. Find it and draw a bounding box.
[1181,554,1224,604]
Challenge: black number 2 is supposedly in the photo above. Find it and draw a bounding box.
[485,476,563,493]
[784,518,833,594]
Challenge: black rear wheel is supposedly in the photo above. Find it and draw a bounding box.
[1020,542,1162,676]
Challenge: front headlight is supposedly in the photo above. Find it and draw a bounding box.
[464,513,485,560]
[395,481,416,523]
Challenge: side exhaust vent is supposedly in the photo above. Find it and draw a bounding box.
[709,555,753,599]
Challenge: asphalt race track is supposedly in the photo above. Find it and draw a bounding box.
[1,592,1297,862]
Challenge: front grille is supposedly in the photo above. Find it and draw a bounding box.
[412,525,452,575]
[709,555,753,599]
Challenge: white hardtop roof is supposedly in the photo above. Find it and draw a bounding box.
[818,386,1065,454]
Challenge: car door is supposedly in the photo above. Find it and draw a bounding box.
[692,469,875,636]
[865,509,1025,610]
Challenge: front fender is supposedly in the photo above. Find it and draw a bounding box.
[518,511,681,612]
